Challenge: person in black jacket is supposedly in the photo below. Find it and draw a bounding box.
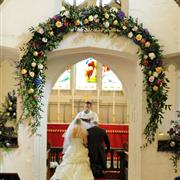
[87,120,110,178]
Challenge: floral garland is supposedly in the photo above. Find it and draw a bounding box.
[168,111,180,172]
[17,5,169,144]
[0,90,17,148]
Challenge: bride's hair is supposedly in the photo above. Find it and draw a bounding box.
[75,118,81,125]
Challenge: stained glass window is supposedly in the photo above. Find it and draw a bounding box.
[102,65,122,91]
[76,58,97,90]
[53,69,71,89]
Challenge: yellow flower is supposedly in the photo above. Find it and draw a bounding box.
[49,31,54,36]
[156,67,163,74]
[21,69,27,75]
[113,20,118,25]
[153,85,158,91]
[55,21,62,28]
[136,34,142,41]
[29,72,35,77]
[28,88,34,94]
[75,20,80,26]
[84,19,89,24]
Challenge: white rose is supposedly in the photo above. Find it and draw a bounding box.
[153,72,158,78]
[37,28,44,34]
[61,6,66,11]
[29,71,35,77]
[88,15,94,22]
[110,7,118,13]
[113,20,118,25]
[38,64,44,70]
[149,52,156,60]
[128,32,133,38]
[9,102,13,106]
[0,131,2,135]
[145,41,151,48]
[31,62,36,67]
[132,26,138,32]
[123,26,127,30]
[6,112,10,116]
[144,55,148,59]
[104,21,110,28]
[13,112,16,116]
[64,11,70,17]
[105,13,109,19]
[8,107,12,111]
[42,37,47,43]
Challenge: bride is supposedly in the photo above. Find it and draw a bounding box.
[50,118,94,180]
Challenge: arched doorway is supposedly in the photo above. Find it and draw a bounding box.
[32,33,144,180]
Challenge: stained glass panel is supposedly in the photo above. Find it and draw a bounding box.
[76,58,97,90]
[53,69,71,89]
[102,65,122,91]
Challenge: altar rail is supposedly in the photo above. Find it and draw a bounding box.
[47,123,128,149]
[47,147,128,180]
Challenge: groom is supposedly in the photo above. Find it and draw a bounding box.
[87,120,110,178]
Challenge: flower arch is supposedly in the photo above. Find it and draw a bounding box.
[17,5,169,145]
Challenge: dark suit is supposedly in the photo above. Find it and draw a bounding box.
[87,126,110,178]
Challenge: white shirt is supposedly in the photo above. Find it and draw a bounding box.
[75,111,98,129]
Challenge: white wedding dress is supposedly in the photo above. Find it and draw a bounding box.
[51,131,94,180]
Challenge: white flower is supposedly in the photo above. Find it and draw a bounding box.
[144,55,148,59]
[153,72,158,78]
[63,11,70,17]
[31,62,36,67]
[149,76,154,83]
[104,21,110,28]
[94,18,99,23]
[29,71,35,77]
[88,15,94,22]
[38,64,44,70]
[105,13,109,19]
[149,52,156,60]
[13,112,16,116]
[128,32,133,38]
[61,6,66,11]
[123,26,127,30]
[113,20,118,25]
[149,71,152,75]
[33,51,39,57]
[37,28,44,34]
[8,107,12,111]
[110,7,118,13]
[132,26,138,31]
[6,112,10,116]
[42,37,47,43]
[0,131,2,135]
[145,41,151,48]
[9,102,13,106]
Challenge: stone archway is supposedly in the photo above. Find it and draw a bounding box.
[32,37,144,180]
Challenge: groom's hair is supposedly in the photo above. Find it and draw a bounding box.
[92,120,98,126]
[85,101,92,106]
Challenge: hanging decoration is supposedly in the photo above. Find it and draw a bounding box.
[0,90,18,148]
[17,4,169,145]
